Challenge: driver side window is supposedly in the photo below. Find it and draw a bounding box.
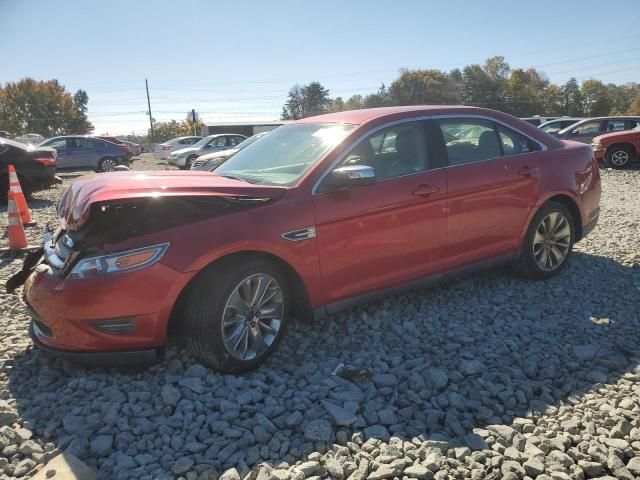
[339,121,428,181]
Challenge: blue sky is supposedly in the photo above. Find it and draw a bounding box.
[1,0,639,135]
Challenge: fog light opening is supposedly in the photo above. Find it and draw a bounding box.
[89,318,137,335]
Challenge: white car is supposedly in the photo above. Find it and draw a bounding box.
[167,134,246,169]
[154,136,202,160]
[14,133,45,145]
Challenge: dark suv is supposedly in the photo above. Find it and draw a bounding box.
[0,137,57,199]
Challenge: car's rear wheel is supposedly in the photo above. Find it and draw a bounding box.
[183,258,289,373]
[98,157,118,172]
[185,155,197,170]
[605,145,633,169]
[514,201,575,280]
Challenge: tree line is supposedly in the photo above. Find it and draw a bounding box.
[0,78,92,136]
[281,56,640,120]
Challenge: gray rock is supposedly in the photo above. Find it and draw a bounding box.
[0,401,17,427]
[364,425,390,442]
[324,457,344,479]
[220,468,241,480]
[89,435,113,457]
[185,363,209,378]
[489,425,518,444]
[404,464,432,479]
[465,433,488,450]
[369,463,403,480]
[524,458,545,477]
[173,457,194,475]
[425,368,449,389]
[627,458,640,476]
[372,373,398,387]
[321,400,357,427]
[179,377,205,393]
[18,439,44,455]
[13,458,36,477]
[286,411,304,427]
[573,344,600,360]
[460,359,485,375]
[304,419,332,442]
[296,461,325,477]
[161,384,181,406]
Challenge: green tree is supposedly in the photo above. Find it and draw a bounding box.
[560,78,583,116]
[0,78,93,136]
[581,80,611,116]
[462,64,494,107]
[344,94,364,111]
[148,120,181,143]
[503,68,547,116]
[330,97,345,112]
[362,84,391,108]
[542,84,564,116]
[281,82,331,119]
[626,95,640,115]
[389,69,461,105]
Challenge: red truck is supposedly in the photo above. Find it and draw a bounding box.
[592,128,640,169]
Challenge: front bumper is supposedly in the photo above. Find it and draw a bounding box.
[167,156,186,167]
[29,323,160,367]
[593,147,605,161]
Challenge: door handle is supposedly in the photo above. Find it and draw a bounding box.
[413,184,441,197]
[518,166,536,177]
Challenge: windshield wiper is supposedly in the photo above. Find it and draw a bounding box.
[219,174,254,184]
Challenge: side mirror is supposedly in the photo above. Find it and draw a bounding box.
[330,165,376,188]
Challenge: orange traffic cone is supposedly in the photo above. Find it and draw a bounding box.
[8,165,33,225]
[6,191,28,250]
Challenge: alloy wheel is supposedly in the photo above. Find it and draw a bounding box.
[221,273,284,360]
[532,212,571,271]
[610,150,629,167]
[101,159,117,172]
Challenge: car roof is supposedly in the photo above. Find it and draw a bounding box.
[295,105,519,126]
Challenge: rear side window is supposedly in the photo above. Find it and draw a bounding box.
[573,121,602,135]
[213,137,228,147]
[439,120,501,165]
[45,138,67,149]
[497,125,540,156]
[607,120,626,132]
[187,137,200,144]
[88,139,105,148]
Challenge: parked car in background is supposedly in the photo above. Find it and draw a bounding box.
[592,126,640,169]
[39,136,131,172]
[120,140,143,156]
[154,136,202,160]
[520,116,558,127]
[96,136,134,160]
[14,133,45,145]
[0,131,11,138]
[190,132,268,171]
[0,137,57,199]
[12,106,601,372]
[556,116,640,144]
[538,118,583,134]
[168,134,247,169]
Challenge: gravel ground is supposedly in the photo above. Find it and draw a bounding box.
[0,156,639,480]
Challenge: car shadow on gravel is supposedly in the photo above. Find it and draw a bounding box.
[4,250,640,478]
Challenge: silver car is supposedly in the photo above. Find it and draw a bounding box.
[556,116,640,144]
[155,136,202,160]
[190,132,269,171]
[168,134,246,169]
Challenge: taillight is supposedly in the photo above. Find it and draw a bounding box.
[33,157,56,167]
[162,144,171,150]
[120,145,132,154]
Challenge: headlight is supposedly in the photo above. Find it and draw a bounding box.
[68,243,169,279]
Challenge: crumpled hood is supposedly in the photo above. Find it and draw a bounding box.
[57,171,287,230]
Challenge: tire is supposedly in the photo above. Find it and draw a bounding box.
[605,145,633,169]
[183,258,290,373]
[514,201,575,280]
[98,157,118,172]
[185,155,197,170]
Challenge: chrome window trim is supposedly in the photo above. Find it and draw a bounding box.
[311,114,548,195]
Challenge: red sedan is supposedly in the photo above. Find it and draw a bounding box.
[9,106,601,372]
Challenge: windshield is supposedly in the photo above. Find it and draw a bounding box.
[192,136,214,148]
[215,123,355,186]
[235,132,267,150]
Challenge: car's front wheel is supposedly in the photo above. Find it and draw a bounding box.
[98,157,118,172]
[183,258,289,373]
[514,201,575,280]
[185,155,197,170]
[605,145,633,169]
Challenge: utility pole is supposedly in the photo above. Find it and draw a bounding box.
[145,79,154,144]
[192,109,197,136]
